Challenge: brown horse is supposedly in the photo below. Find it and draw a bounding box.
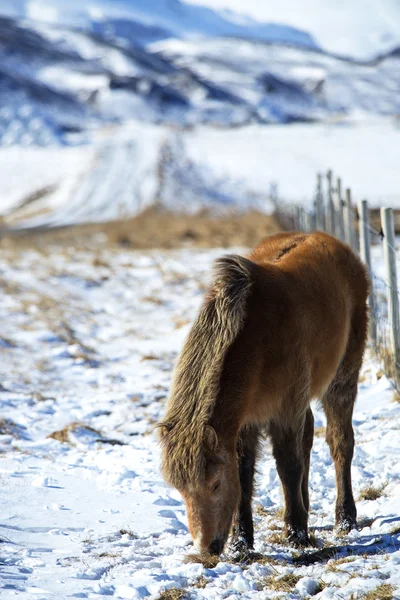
[159,232,369,556]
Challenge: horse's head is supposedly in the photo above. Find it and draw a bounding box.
[160,424,240,555]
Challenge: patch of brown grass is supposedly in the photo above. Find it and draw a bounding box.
[266,531,287,546]
[390,525,400,535]
[260,573,301,593]
[392,390,400,403]
[155,588,188,600]
[192,576,210,589]
[173,317,190,329]
[252,555,282,566]
[140,354,159,361]
[269,507,285,519]
[184,553,219,569]
[142,295,164,305]
[358,484,387,501]
[363,584,394,600]
[0,419,24,439]
[48,422,99,443]
[119,529,136,539]
[1,207,280,250]
[255,504,270,517]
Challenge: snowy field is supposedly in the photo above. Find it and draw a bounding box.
[2,120,400,228]
[1,243,400,599]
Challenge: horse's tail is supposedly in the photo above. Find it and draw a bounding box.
[159,254,254,487]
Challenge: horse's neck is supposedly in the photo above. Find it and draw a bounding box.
[209,389,244,449]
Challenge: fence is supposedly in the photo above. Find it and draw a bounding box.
[272,172,400,392]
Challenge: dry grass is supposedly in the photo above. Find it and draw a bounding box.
[96,552,122,559]
[358,483,387,501]
[363,583,394,600]
[184,553,219,569]
[155,588,188,600]
[140,354,160,361]
[255,504,271,518]
[48,422,100,443]
[192,576,210,589]
[0,418,25,439]
[260,573,301,593]
[390,525,400,535]
[326,556,357,572]
[314,426,326,438]
[251,555,282,567]
[266,528,318,548]
[1,208,281,250]
[142,295,164,305]
[392,390,400,403]
[266,531,287,546]
[119,529,136,539]
[269,507,285,519]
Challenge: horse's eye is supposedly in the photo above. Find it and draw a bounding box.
[212,481,220,493]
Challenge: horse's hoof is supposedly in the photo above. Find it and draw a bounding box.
[230,538,255,562]
[335,518,357,534]
[287,530,311,548]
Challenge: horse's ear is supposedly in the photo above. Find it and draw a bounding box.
[157,421,173,440]
[204,425,218,451]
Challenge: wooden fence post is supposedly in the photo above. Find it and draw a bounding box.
[326,170,335,235]
[381,207,400,386]
[359,200,376,347]
[344,188,356,250]
[335,177,345,241]
[300,207,309,232]
[316,173,324,231]
[295,205,301,230]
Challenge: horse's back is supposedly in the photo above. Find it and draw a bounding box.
[250,231,369,313]
[244,232,369,404]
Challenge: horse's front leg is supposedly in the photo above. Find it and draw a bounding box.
[231,425,260,553]
[270,414,310,547]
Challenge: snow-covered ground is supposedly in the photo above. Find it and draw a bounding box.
[1,244,399,599]
[1,120,400,227]
[184,119,400,208]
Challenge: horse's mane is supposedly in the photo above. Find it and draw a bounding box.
[159,254,253,489]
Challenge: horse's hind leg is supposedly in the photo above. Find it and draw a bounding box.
[322,307,367,532]
[231,425,260,552]
[322,370,359,531]
[270,411,309,546]
[302,407,314,514]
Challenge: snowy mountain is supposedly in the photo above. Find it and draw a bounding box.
[1,0,400,225]
[1,3,400,148]
[3,0,400,60]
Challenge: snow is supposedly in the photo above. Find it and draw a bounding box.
[185,120,400,208]
[183,0,400,60]
[2,120,400,227]
[0,144,93,216]
[0,243,400,599]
